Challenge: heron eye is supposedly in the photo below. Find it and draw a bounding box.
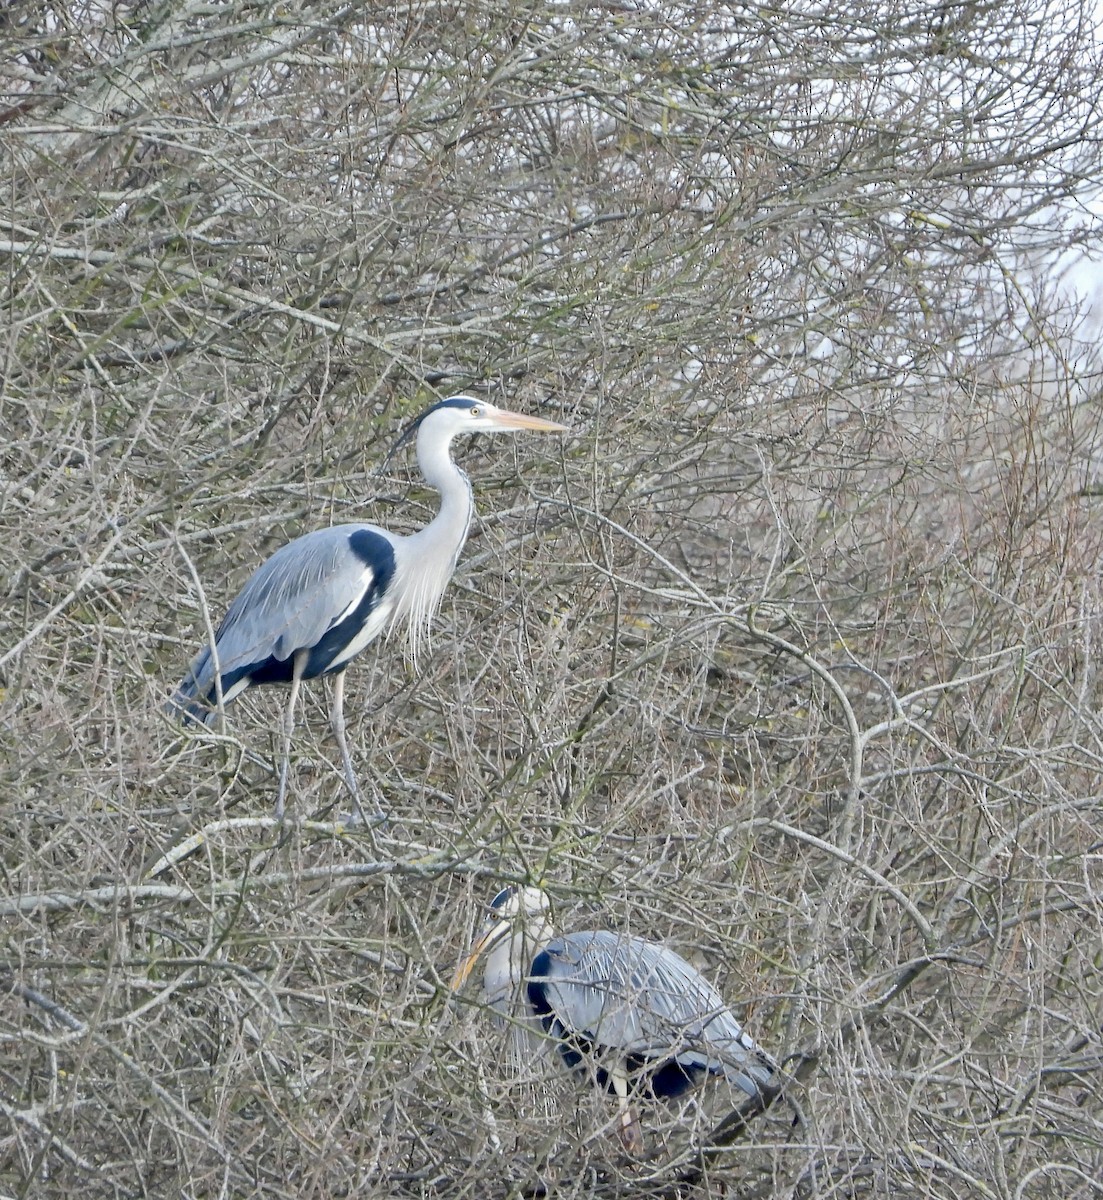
[469,406,481,417]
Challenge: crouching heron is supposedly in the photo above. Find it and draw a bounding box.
[169,397,566,818]
[452,885,784,1153]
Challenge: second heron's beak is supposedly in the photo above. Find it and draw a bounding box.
[451,919,509,990]
[489,408,568,434]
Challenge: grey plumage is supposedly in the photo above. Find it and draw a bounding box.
[172,524,397,722]
[529,929,779,1101]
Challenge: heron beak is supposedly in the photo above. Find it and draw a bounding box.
[489,408,568,434]
[450,920,509,990]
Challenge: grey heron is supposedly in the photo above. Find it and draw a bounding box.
[170,397,566,818]
[452,885,784,1153]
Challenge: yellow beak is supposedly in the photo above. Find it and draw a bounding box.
[450,921,507,990]
[489,408,569,434]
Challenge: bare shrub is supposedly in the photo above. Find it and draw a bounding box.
[3,0,1103,1196]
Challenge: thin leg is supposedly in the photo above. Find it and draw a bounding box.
[610,1069,644,1156]
[275,651,307,822]
[329,670,377,825]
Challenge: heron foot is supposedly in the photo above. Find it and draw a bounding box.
[616,1108,645,1156]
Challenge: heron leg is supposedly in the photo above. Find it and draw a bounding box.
[329,670,377,825]
[610,1069,644,1156]
[275,651,307,822]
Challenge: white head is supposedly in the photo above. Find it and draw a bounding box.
[451,884,555,1010]
[484,884,553,923]
[391,395,567,466]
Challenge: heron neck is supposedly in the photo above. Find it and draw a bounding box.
[390,427,476,661]
[414,426,475,553]
[483,920,554,1013]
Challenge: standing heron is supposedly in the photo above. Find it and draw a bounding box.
[170,396,566,819]
[452,885,784,1153]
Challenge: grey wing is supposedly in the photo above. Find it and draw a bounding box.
[174,523,398,710]
[540,930,780,1097]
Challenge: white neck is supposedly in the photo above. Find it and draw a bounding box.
[392,424,475,661]
[482,917,555,1014]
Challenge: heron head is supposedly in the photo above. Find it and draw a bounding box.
[486,884,552,920]
[388,396,567,467]
[450,884,552,991]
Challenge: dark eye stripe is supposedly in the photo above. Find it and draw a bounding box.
[489,885,516,911]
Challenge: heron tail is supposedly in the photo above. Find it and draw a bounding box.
[720,1042,786,1102]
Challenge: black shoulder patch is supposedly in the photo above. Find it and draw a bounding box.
[347,528,397,587]
[526,949,555,1018]
[300,529,397,677]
